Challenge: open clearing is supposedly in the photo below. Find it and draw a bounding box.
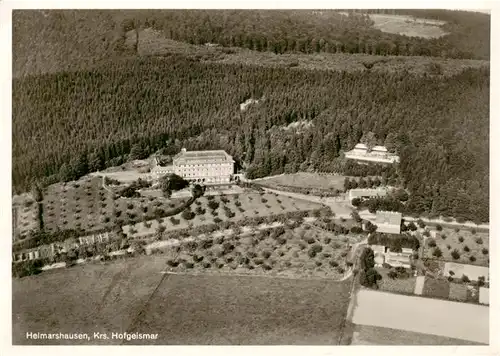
[127,273,351,344]
[254,173,345,192]
[351,325,481,345]
[352,289,488,344]
[13,255,351,345]
[135,28,487,77]
[367,14,447,38]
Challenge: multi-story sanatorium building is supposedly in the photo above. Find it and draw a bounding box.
[152,148,235,184]
[344,143,400,164]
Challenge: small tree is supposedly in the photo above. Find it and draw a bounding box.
[451,249,460,260]
[432,247,442,258]
[458,236,464,243]
[416,219,425,228]
[461,274,470,283]
[436,224,443,231]
[463,245,470,252]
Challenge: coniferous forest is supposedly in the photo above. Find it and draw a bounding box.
[12,10,489,224]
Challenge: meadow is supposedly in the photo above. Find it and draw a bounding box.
[13,255,351,345]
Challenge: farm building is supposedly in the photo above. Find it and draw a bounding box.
[348,188,387,202]
[443,262,489,282]
[371,244,412,268]
[375,211,402,235]
[479,287,489,305]
[344,143,400,164]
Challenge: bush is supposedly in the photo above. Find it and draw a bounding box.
[475,237,483,244]
[308,244,323,258]
[262,264,272,271]
[441,234,447,240]
[463,245,470,252]
[166,260,179,267]
[329,260,339,268]
[202,262,211,268]
[451,249,460,260]
[458,236,464,243]
[432,247,442,258]
[388,270,398,279]
[213,217,222,224]
[436,224,443,231]
[482,248,489,255]
[446,244,451,250]
[427,239,437,248]
[469,255,476,262]
[181,209,195,220]
[184,261,194,269]
[461,274,470,283]
[262,250,272,259]
[253,258,264,265]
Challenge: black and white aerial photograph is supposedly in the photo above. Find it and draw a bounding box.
[4,2,496,351]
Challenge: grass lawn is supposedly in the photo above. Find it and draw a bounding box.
[422,276,450,299]
[448,282,468,302]
[130,273,351,344]
[351,324,481,345]
[158,224,362,279]
[367,13,447,38]
[255,173,345,191]
[43,177,187,234]
[13,255,351,345]
[376,267,416,295]
[123,192,324,237]
[424,227,489,267]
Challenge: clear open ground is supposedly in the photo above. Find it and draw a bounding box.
[352,289,488,344]
[13,255,351,345]
[254,172,345,191]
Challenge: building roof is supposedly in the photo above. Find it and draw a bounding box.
[479,287,489,305]
[372,145,388,152]
[349,188,387,198]
[173,149,234,165]
[354,143,368,150]
[375,211,402,226]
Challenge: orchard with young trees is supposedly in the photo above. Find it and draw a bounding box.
[12,54,489,223]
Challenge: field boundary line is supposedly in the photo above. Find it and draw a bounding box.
[122,272,170,344]
[160,271,351,283]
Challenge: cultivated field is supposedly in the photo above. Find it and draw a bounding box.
[367,13,448,38]
[13,256,351,345]
[351,325,481,345]
[128,273,351,344]
[123,192,324,237]
[43,177,187,233]
[423,227,489,266]
[157,224,363,280]
[352,289,489,344]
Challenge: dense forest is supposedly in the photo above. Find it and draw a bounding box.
[12,9,489,77]
[13,55,489,223]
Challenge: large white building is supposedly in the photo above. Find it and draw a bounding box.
[348,188,388,202]
[375,210,402,235]
[172,148,235,184]
[345,143,400,164]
